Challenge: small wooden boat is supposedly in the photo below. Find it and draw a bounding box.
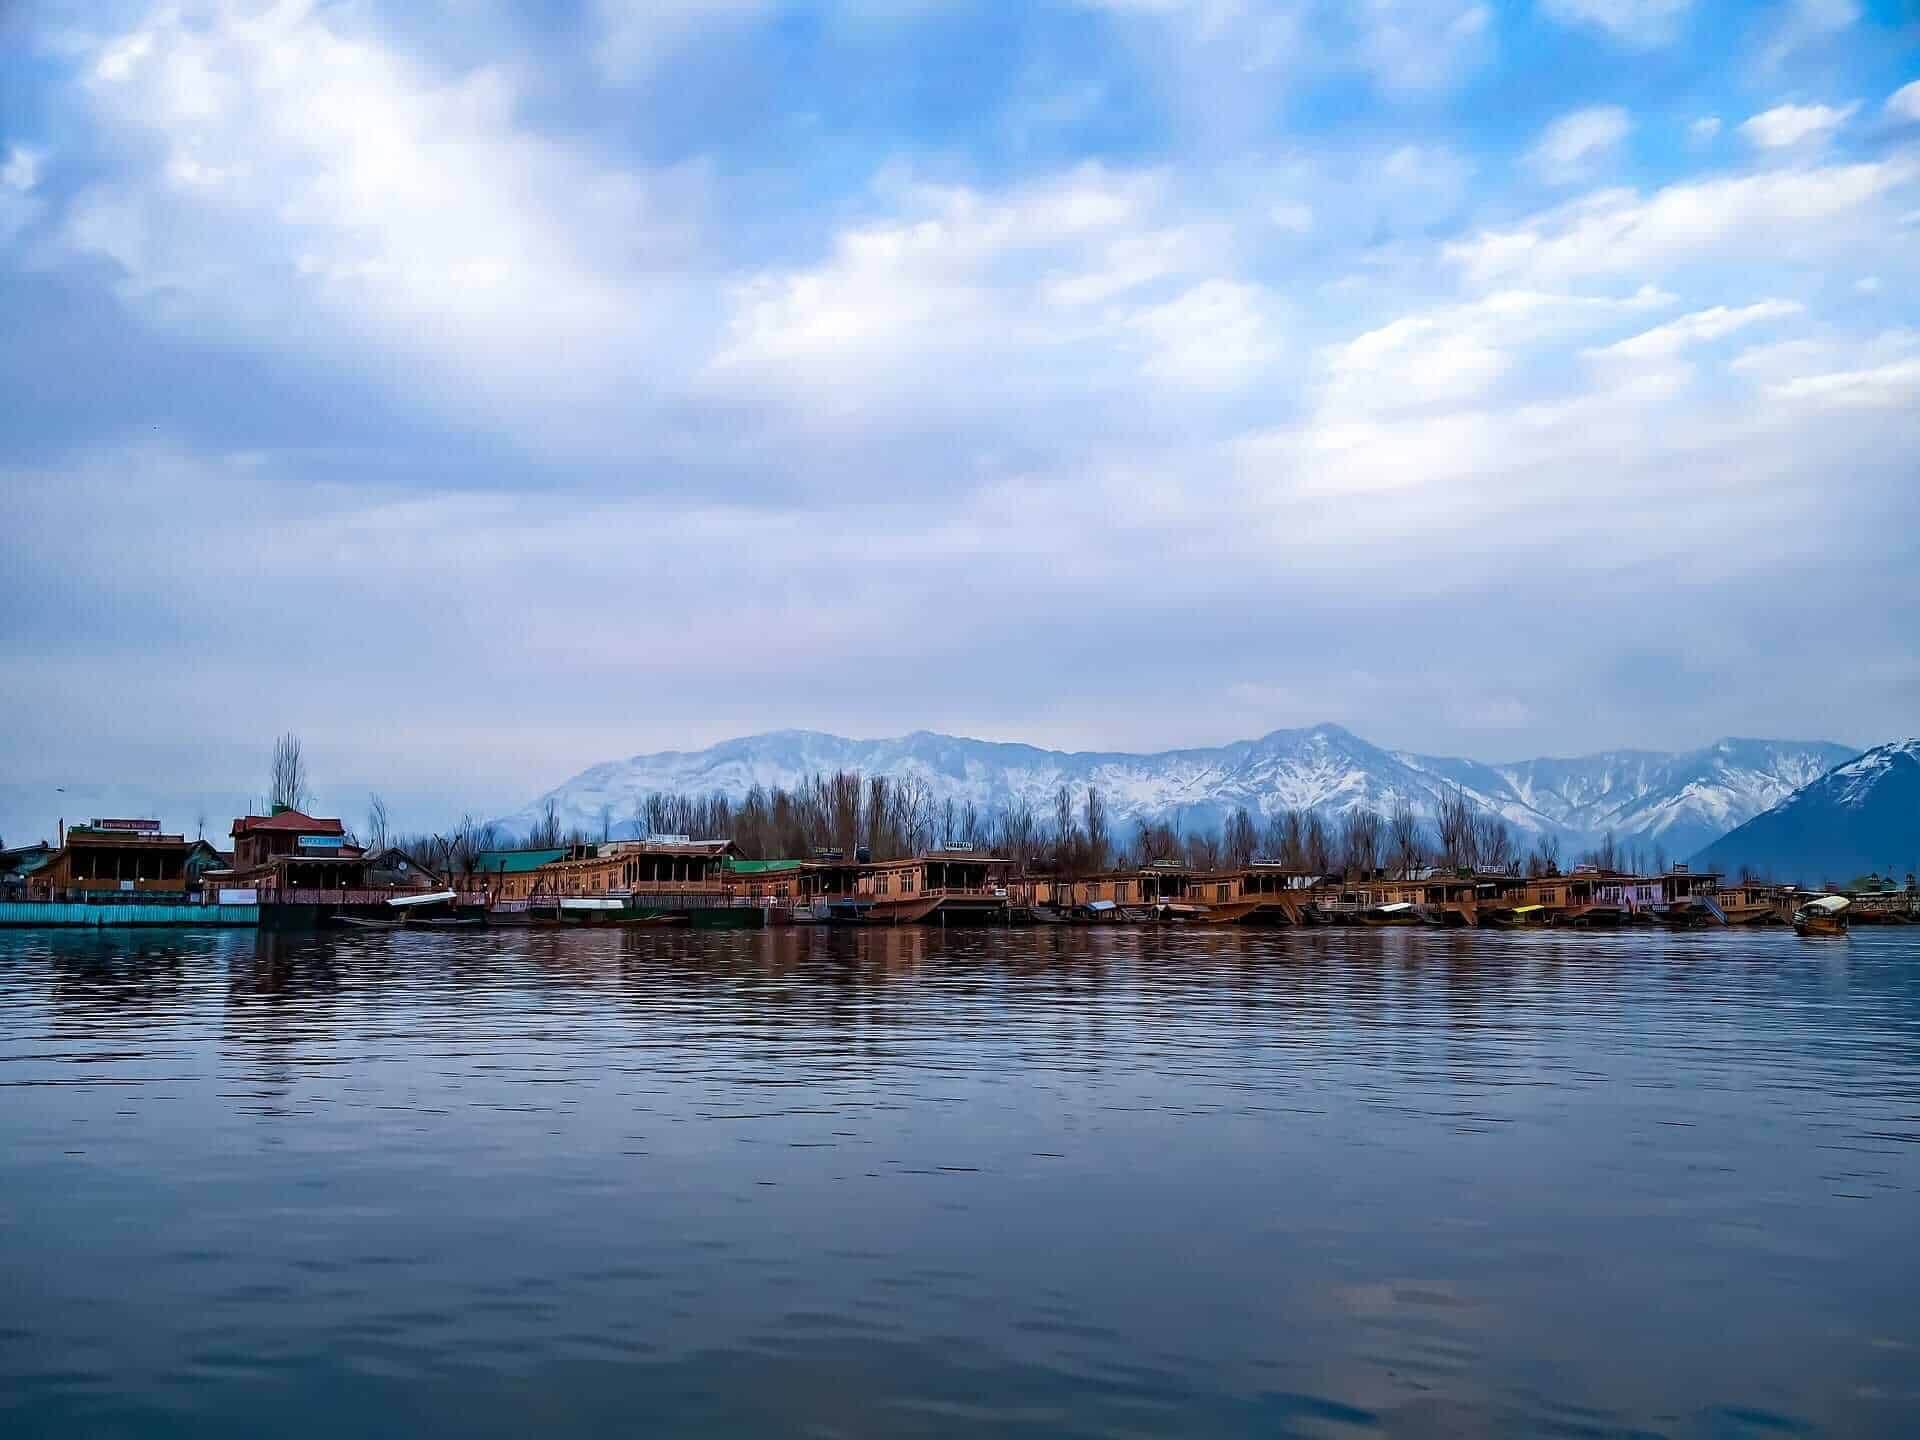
[1480,903,1547,930]
[1793,894,1850,936]
[1359,901,1419,927]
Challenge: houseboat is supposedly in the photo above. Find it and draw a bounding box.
[856,849,1011,925]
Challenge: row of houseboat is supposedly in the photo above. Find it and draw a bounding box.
[7,808,1913,933]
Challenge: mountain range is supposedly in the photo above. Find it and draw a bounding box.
[491,725,1857,860]
[1695,738,1920,884]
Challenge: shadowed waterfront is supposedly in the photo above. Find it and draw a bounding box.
[3,926,1918,1436]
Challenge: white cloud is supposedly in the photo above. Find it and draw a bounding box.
[1128,279,1277,387]
[64,2,704,445]
[1317,285,1672,417]
[1855,275,1881,294]
[714,165,1278,402]
[1739,101,1858,148]
[1445,159,1914,286]
[1768,358,1920,408]
[1888,81,1920,124]
[1539,0,1692,49]
[1528,106,1632,185]
[1588,300,1801,360]
[1689,116,1721,145]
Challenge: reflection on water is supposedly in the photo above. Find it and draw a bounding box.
[3,925,1919,1436]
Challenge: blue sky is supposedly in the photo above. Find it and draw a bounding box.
[1,0,1917,839]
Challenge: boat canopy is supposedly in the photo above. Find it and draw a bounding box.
[387,889,457,909]
[1802,894,1851,914]
[1511,904,1544,915]
[559,896,626,911]
[1372,901,1415,914]
[1083,899,1117,912]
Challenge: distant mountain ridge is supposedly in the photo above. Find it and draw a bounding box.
[492,725,1856,858]
[1694,739,1920,883]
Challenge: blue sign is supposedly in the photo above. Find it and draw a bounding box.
[297,835,345,849]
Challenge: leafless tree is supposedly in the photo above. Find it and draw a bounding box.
[1539,832,1561,875]
[1434,788,1479,871]
[1340,808,1385,877]
[1474,814,1515,874]
[1303,811,1333,874]
[1184,828,1222,870]
[1084,786,1110,872]
[528,798,562,849]
[1593,829,1619,873]
[998,796,1038,867]
[195,808,208,843]
[1388,798,1425,878]
[1224,806,1259,867]
[1652,842,1669,876]
[941,797,957,848]
[1052,784,1078,870]
[269,733,308,813]
[366,794,390,852]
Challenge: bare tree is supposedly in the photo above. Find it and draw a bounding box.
[1593,829,1619,873]
[1434,788,1479,871]
[1340,808,1385,878]
[1303,811,1332,874]
[1539,832,1561,875]
[1084,786,1110,872]
[1053,784,1078,870]
[1184,828,1222,870]
[269,733,308,813]
[1223,806,1259,867]
[366,794,390,852]
[194,808,208,843]
[1473,814,1515,874]
[598,803,612,844]
[529,798,562,849]
[1388,798,1425,878]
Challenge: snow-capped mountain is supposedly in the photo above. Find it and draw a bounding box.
[1694,739,1920,883]
[492,725,1855,857]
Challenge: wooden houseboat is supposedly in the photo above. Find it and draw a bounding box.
[856,849,1011,924]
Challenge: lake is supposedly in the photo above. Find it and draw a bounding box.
[2,925,1917,1436]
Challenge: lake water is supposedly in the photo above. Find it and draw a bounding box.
[2,925,1917,1437]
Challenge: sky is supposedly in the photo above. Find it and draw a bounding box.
[1,0,1917,841]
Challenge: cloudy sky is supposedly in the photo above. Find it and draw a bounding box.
[1,0,1917,838]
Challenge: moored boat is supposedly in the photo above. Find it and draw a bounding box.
[1359,901,1419,927]
[1792,894,1850,936]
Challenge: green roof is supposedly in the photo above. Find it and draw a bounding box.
[726,858,804,874]
[473,848,568,874]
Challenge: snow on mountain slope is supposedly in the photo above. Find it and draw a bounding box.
[492,726,1856,856]
[1694,738,1920,882]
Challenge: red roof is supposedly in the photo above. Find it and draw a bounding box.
[232,810,346,836]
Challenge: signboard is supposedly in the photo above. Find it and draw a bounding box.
[297,835,345,849]
[119,879,134,891]
[94,818,161,833]
[218,888,259,905]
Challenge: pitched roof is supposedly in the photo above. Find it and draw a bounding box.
[232,810,346,836]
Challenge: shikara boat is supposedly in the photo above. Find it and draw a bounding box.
[1481,903,1548,930]
[1792,894,1850,936]
[1359,901,1420,927]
